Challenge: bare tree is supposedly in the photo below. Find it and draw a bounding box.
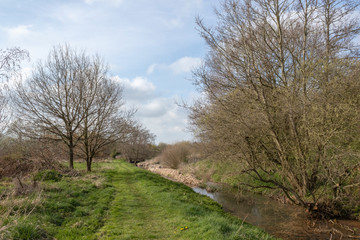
[0,47,29,135]
[0,47,29,82]
[118,121,156,163]
[0,91,8,134]
[78,77,133,171]
[14,45,105,169]
[190,0,360,216]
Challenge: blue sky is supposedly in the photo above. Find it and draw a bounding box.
[0,0,220,143]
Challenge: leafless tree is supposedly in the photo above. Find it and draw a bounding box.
[0,92,8,134]
[0,47,29,135]
[190,0,360,216]
[14,44,106,169]
[118,121,156,163]
[78,77,134,171]
[0,47,29,82]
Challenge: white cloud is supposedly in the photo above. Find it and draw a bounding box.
[84,0,96,4]
[130,77,155,92]
[2,25,33,40]
[170,57,202,74]
[146,64,157,75]
[49,4,94,24]
[138,98,171,118]
[112,75,194,143]
[112,76,155,102]
[147,57,202,75]
[139,102,192,144]
[83,0,124,7]
[164,18,184,29]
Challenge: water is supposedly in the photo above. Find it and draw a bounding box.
[193,186,360,240]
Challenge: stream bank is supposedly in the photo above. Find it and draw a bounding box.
[137,158,201,186]
[139,159,360,240]
[193,186,360,240]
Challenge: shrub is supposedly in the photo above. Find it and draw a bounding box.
[159,142,192,169]
[33,170,62,182]
[110,150,119,159]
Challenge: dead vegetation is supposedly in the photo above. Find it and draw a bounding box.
[0,155,79,179]
[138,158,201,187]
[0,157,53,179]
[0,177,43,239]
[156,142,206,169]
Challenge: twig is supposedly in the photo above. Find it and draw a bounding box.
[235,213,249,235]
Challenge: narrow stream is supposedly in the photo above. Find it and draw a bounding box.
[193,186,360,240]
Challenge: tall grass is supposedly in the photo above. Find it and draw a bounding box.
[0,178,44,239]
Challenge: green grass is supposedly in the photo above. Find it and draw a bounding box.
[2,160,277,240]
[9,221,47,240]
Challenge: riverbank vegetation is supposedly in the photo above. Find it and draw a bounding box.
[185,0,360,219]
[0,160,276,240]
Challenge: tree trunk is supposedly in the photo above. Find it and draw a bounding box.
[69,145,74,169]
[86,157,92,172]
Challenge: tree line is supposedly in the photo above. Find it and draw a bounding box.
[0,44,155,172]
[189,0,360,217]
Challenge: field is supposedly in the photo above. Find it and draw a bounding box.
[0,160,276,240]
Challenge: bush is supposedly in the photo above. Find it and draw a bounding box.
[110,150,119,159]
[33,170,62,182]
[159,142,192,169]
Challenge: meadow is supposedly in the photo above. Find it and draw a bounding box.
[0,160,276,240]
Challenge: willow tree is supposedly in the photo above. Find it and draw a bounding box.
[190,0,360,216]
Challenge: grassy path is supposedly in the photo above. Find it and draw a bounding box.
[2,160,277,239]
[98,164,170,239]
[96,161,275,240]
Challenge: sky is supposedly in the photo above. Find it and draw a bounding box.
[0,0,220,143]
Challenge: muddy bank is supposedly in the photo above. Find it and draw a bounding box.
[137,158,201,187]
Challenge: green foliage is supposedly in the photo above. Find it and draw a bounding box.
[33,170,62,182]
